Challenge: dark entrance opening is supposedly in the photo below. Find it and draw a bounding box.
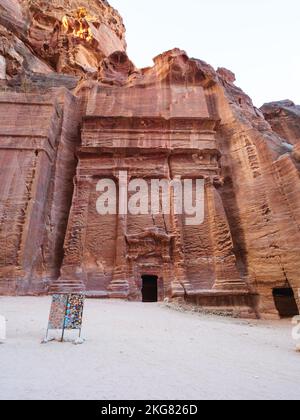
[273,288,299,318]
[142,275,158,303]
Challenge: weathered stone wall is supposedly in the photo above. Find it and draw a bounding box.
[203,65,300,318]
[0,89,81,294]
[53,59,254,318]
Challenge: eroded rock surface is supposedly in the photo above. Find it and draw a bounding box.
[261,100,300,146]
[0,0,126,85]
[0,1,299,319]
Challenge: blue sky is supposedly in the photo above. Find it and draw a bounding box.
[111,0,300,107]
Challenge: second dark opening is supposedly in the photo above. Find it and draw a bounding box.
[142,275,158,303]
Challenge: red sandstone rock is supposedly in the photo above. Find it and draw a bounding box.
[217,67,236,84]
[0,1,299,319]
[261,100,300,146]
[0,0,126,83]
[0,89,82,295]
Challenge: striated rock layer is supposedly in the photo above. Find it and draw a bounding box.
[0,1,299,319]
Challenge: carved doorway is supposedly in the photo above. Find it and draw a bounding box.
[142,275,158,303]
[273,287,299,318]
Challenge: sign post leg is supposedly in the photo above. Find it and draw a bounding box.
[61,326,65,343]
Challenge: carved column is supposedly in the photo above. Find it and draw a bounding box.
[206,179,248,291]
[108,171,129,298]
[170,211,190,298]
[50,176,91,293]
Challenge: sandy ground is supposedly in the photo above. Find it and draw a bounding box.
[0,297,299,400]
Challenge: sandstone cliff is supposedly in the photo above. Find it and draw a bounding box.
[0,0,299,319]
[0,0,126,88]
